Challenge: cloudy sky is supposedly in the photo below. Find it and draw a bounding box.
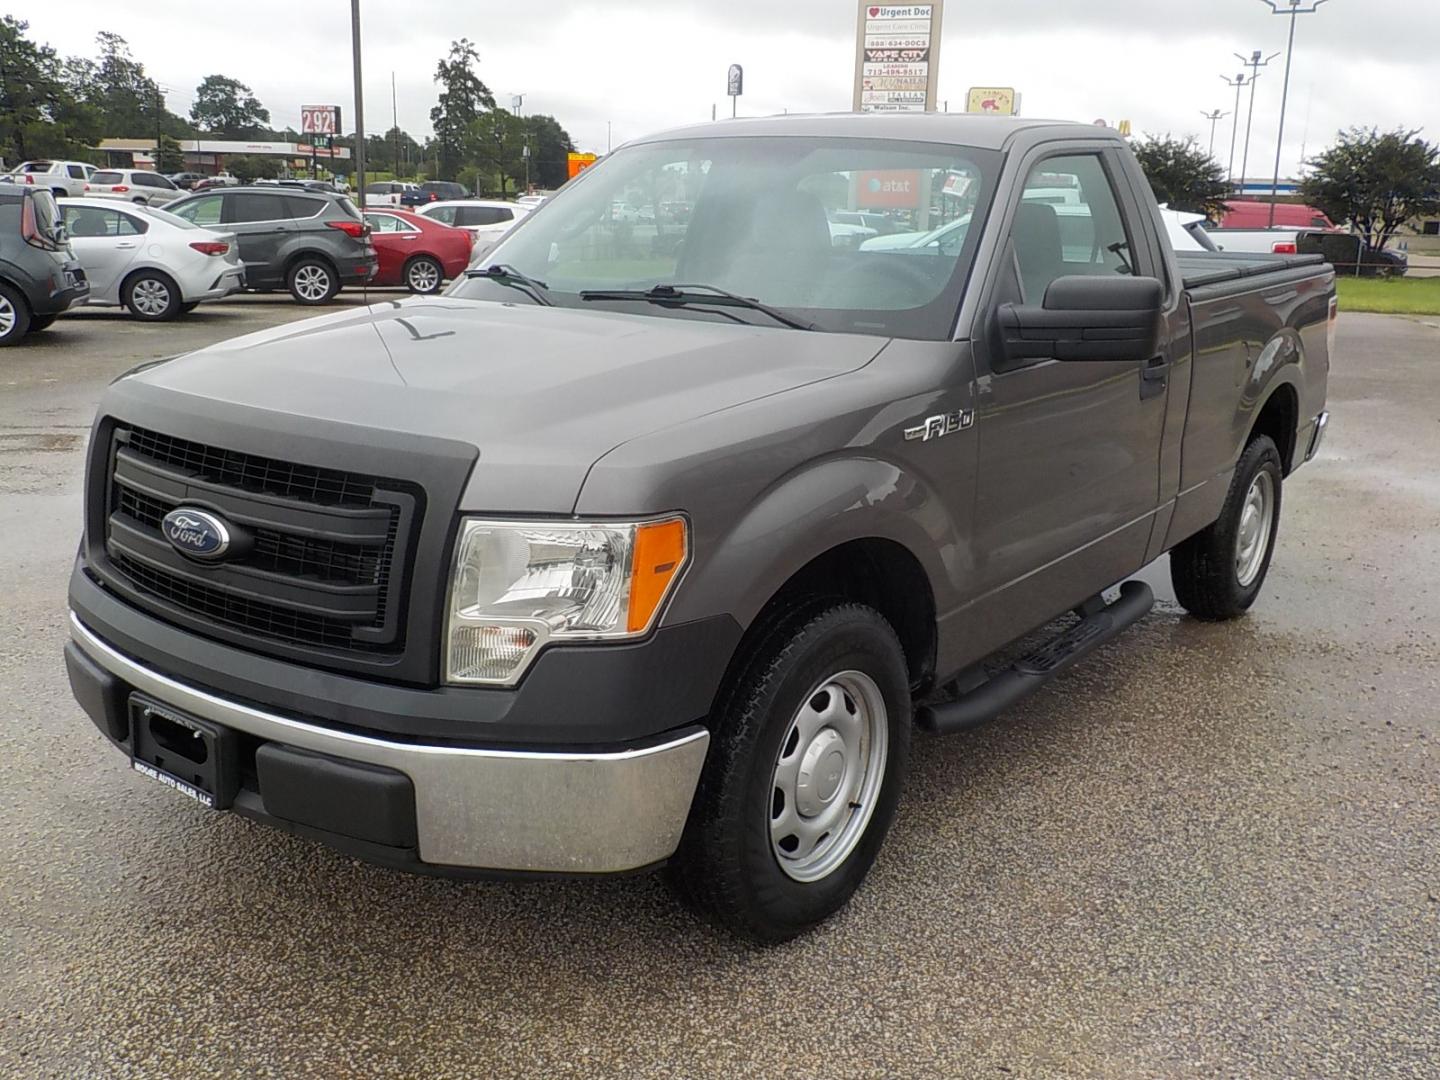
[20,0,1440,177]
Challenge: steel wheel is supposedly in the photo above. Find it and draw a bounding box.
[0,293,16,340]
[770,669,889,883]
[130,277,171,318]
[406,257,441,293]
[1235,470,1275,588]
[292,264,332,302]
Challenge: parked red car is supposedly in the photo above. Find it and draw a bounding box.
[361,208,473,293]
[1219,200,1336,231]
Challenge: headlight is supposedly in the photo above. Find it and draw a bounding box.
[445,517,688,686]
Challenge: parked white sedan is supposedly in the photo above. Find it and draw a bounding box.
[58,198,245,320]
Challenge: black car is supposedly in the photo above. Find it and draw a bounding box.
[0,187,89,346]
[404,180,471,207]
[167,172,209,191]
[166,186,377,304]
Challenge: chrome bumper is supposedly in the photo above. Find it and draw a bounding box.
[70,614,709,873]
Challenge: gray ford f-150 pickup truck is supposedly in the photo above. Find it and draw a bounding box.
[66,114,1334,942]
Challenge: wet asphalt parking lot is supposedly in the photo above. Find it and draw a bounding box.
[1,300,1437,1078]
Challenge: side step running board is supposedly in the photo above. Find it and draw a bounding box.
[916,581,1154,736]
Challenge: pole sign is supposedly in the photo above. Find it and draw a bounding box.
[567,152,598,179]
[853,2,944,113]
[727,65,744,97]
[301,106,341,136]
[965,87,1017,116]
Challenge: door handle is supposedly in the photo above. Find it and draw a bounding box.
[1139,356,1168,401]
[114,242,138,249]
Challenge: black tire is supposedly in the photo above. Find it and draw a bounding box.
[122,270,182,321]
[29,313,57,331]
[403,255,444,294]
[1170,434,1283,620]
[0,282,33,346]
[286,257,339,305]
[668,600,912,943]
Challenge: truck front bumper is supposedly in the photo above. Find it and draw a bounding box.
[67,613,709,876]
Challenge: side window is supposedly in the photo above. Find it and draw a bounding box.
[173,195,222,226]
[62,207,127,238]
[1011,154,1135,304]
[225,193,289,223]
[365,214,405,233]
[426,206,457,225]
[458,207,513,227]
[133,173,161,188]
[282,195,324,219]
[115,212,147,236]
[67,164,87,179]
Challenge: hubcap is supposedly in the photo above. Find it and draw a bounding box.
[1235,470,1275,588]
[294,265,330,301]
[0,295,15,338]
[132,278,170,317]
[408,260,440,292]
[770,670,889,883]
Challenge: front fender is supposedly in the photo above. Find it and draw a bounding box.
[665,452,969,634]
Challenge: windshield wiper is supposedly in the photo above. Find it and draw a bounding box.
[578,283,817,331]
[464,263,554,306]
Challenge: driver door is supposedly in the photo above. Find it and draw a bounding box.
[968,149,1169,642]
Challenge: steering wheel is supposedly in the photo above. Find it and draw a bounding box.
[819,254,940,309]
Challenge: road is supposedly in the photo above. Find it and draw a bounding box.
[2,301,1437,1078]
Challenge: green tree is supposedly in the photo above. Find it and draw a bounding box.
[526,114,577,190]
[223,154,280,182]
[0,17,99,162]
[1133,133,1230,220]
[154,133,185,172]
[1301,127,1440,252]
[430,38,494,179]
[191,74,271,138]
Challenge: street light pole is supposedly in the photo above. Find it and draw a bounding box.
[1261,0,1330,227]
[1236,50,1279,199]
[350,0,366,199]
[1201,109,1228,158]
[1220,73,1248,188]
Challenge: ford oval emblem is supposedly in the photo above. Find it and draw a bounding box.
[161,508,232,560]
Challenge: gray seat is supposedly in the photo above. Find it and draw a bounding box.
[1012,202,1064,304]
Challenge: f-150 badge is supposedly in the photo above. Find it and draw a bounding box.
[904,410,974,442]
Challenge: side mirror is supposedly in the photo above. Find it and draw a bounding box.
[999,275,1163,362]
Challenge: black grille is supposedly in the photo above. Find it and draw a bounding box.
[126,426,378,506]
[101,426,416,657]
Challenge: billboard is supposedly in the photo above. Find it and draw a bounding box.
[300,106,341,135]
[853,2,944,113]
[965,87,1017,116]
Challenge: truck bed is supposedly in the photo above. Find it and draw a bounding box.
[1177,249,1327,290]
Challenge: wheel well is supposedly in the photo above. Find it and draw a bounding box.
[1251,383,1299,474]
[286,250,338,277]
[121,266,178,294]
[753,538,936,690]
[0,276,33,316]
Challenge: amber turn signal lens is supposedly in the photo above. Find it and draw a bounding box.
[627,518,688,633]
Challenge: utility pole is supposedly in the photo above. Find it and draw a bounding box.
[1235,50,1278,198]
[391,71,399,179]
[1200,109,1229,158]
[1220,72,1249,188]
[154,85,162,169]
[350,0,366,198]
[1261,0,1331,227]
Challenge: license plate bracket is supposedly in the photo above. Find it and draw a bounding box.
[129,696,241,811]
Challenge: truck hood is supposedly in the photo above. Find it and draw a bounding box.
[120,296,889,512]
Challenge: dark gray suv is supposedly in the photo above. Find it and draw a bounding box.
[0,187,89,346]
[166,187,376,304]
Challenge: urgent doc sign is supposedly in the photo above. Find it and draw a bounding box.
[853,1,945,113]
[300,106,340,136]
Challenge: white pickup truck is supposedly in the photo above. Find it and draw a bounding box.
[0,160,98,199]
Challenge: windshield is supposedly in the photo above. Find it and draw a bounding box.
[447,135,997,339]
[134,204,199,230]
